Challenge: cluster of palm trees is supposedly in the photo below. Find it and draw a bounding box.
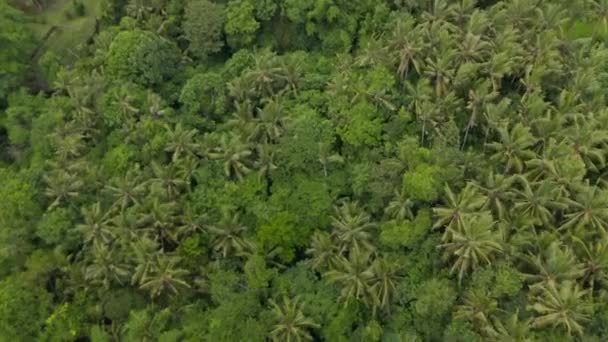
[28,0,608,339]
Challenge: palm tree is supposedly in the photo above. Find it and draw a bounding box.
[85,244,130,289]
[523,241,585,290]
[246,49,286,96]
[369,258,402,315]
[560,184,608,234]
[136,199,178,250]
[572,236,608,292]
[317,142,343,177]
[44,170,83,210]
[139,255,191,298]
[149,161,186,199]
[440,213,503,284]
[305,231,340,272]
[462,80,498,150]
[77,202,114,246]
[385,189,415,221]
[176,204,206,238]
[104,169,147,212]
[528,280,593,336]
[473,172,514,221]
[53,132,85,161]
[433,183,487,239]
[269,297,319,342]
[387,14,424,80]
[330,201,377,255]
[562,121,608,173]
[485,310,532,342]
[254,144,278,182]
[207,133,252,181]
[164,123,199,162]
[206,209,253,258]
[511,178,567,227]
[324,250,375,307]
[129,235,159,286]
[454,288,498,330]
[250,98,286,144]
[486,123,537,174]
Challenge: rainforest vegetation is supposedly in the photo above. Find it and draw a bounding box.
[3,0,608,340]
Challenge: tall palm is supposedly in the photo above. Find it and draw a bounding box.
[369,258,402,315]
[433,183,487,240]
[317,142,343,177]
[560,184,608,234]
[511,178,567,227]
[473,173,514,221]
[572,236,608,292]
[44,170,83,210]
[207,133,253,181]
[462,80,498,150]
[85,244,130,289]
[164,123,199,162]
[385,189,415,221]
[486,123,537,174]
[305,231,340,272]
[324,250,375,307]
[387,14,424,80]
[129,235,159,286]
[269,297,319,342]
[440,213,503,284]
[136,199,178,250]
[104,169,147,212]
[523,241,585,290]
[149,161,186,199]
[251,99,286,144]
[454,288,498,330]
[77,202,114,246]
[206,210,252,258]
[486,311,532,342]
[246,49,286,97]
[330,201,377,255]
[254,144,278,182]
[528,280,593,336]
[139,255,191,298]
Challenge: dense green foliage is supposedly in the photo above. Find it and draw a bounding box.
[4,0,608,340]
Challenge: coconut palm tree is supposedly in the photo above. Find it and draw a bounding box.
[440,213,503,284]
[572,236,608,292]
[85,243,130,289]
[385,189,415,221]
[269,297,319,342]
[77,202,114,247]
[523,241,585,290]
[104,169,147,212]
[560,184,608,234]
[305,231,340,272]
[164,123,199,162]
[511,178,567,227]
[330,201,377,255]
[433,183,487,239]
[527,280,593,336]
[206,209,253,258]
[486,123,537,174]
[369,258,402,315]
[454,288,498,330]
[44,170,84,210]
[149,161,186,199]
[324,250,375,307]
[207,133,253,181]
[473,172,514,221]
[139,255,191,298]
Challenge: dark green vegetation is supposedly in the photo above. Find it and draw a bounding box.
[3,0,608,340]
